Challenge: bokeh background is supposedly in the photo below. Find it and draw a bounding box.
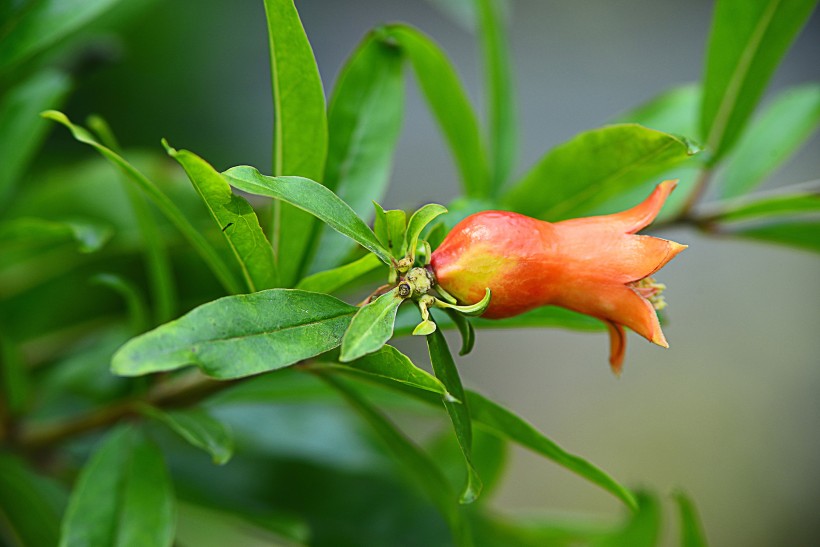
[49,0,820,545]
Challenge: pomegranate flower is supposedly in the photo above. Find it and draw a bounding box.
[430,180,686,374]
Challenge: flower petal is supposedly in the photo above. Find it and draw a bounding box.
[605,321,626,375]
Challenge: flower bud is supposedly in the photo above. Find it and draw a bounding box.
[430,180,686,373]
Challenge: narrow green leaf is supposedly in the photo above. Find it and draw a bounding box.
[87,115,176,323]
[296,253,383,294]
[441,308,476,356]
[340,287,404,362]
[700,0,818,162]
[477,0,517,190]
[374,202,407,258]
[0,454,65,547]
[383,24,491,198]
[112,289,357,378]
[223,166,393,266]
[0,0,122,71]
[165,143,278,291]
[674,490,709,547]
[502,124,698,221]
[43,111,243,294]
[612,83,700,138]
[318,373,472,546]
[713,192,820,223]
[0,217,112,253]
[59,426,175,547]
[594,492,660,547]
[428,329,482,504]
[142,406,234,465]
[428,427,508,505]
[730,221,820,253]
[329,344,450,397]
[0,70,71,208]
[404,203,448,260]
[90,273,150,334]
[313,32,405,270]
[263,0,328,285]
[466,391,638,511]
[719,84,820,198]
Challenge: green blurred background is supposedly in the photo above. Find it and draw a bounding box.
[38,0,820,545]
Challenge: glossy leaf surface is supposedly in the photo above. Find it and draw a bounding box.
[340,287,404,362]
[224,166,393,266]
[166,144,278,291]
[700,0,818,162]
[296,253,384,294]
[428,329,482,503]
[314,33,405,269]
[719,83,820,198]
[263,0,328,285]
[112,289,357,378]
[503,124,697,221]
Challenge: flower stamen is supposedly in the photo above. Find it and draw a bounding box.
[631,277,667,311]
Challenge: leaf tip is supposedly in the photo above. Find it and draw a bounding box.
[161,138,176,156]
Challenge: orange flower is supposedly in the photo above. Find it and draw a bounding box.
[430,180,686,374]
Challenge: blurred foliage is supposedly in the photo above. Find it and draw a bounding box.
[1,0,818,545]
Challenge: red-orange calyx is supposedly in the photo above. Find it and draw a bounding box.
[430,180,687,374]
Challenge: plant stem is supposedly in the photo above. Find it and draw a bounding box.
[14,372,239,453]
[681,168,713,216]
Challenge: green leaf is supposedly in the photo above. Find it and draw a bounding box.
[428,329,482,504]
[165,143,279,292]
[142,406,234,465]
[263,0,328,286]
[404,203,448,260]
[43,111,243,294]
[112,289,357,378]
[594,492,660,547]
[0,70,71,208]
[223,166,393,266]
[91,273,150,334]
[314,32,405,270]
[0,453,66,547]
[466,390,638,511]
[474,305,604,331]
[713,192,820,223]
[730,221,820,253]
[87,116,176,324]
[436,288,492,317]
[719,83,820,198]
[674,490,709,547]
[374,202,407,258]
[296,253,384,294]
[0,0,122,71]
[329,344,450,397]
[700,0,818,162]
[612,83,700,138]
[340,287,404,362]
[441,308,476,356]
[383,24,490,198]
[0,217,112,253]
[502,124,698,221]
[59,426,175,547]
[477,0,517,190]
[428,427,508,506]
[317,373,472,546]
